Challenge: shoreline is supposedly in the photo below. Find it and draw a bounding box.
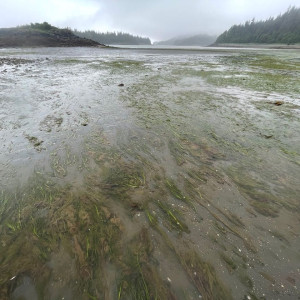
[211,43,300,49]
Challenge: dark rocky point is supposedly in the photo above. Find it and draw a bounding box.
[0,22,107,48]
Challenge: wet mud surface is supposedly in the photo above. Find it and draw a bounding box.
[0,47,299,299]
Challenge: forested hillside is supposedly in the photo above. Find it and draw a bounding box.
[0,22,102,48]
[73,30,151,45]
[216,6,300,44]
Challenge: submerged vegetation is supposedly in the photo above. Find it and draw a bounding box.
[180,251,231,300]
[0,47,299,299]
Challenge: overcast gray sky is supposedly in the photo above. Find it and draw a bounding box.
[0,0,298,41]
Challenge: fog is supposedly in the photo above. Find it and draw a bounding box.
[0,0,297,41]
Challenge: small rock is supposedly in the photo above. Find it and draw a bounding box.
[261,133,273,139]
[274,101,284,106]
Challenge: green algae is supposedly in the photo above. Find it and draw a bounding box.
[182,54,300,95]
[238,272,254,289]
[118,228,175,300]
[214,221,227,235]
[249,55,300,71]
[180,251,232,300]
[145,209,158,229]
[269,230,290,245]
[165,178,190,205]
[225,212,245,228]
[227,167,280,217]
[102,59,148,76]
[156,200,190,233]
[144,200,231,299]
[168,140,186,166]
[25,135,44,151]
[55,59,91,65]
[220,252,238,273]
[103,165,145,190]
[259,271,276,284]
[0,173,124,299]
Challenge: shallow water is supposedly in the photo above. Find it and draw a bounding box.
[0,47,299,299]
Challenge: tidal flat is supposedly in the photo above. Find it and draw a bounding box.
[0,47,299,299]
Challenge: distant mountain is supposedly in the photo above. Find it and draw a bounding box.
[0,22,103,48]
[215,6,300,44]
[154,34,216,46]
[73,30,151,45]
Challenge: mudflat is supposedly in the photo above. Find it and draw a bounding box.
[0,47,299,299]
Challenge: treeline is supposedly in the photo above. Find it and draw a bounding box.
[73,30,151,45]
[26,22,55,31]
[21,22,68,32]
[20,22,73,35]
[216,6,300,44]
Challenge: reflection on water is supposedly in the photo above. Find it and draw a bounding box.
[0,47,299,299]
